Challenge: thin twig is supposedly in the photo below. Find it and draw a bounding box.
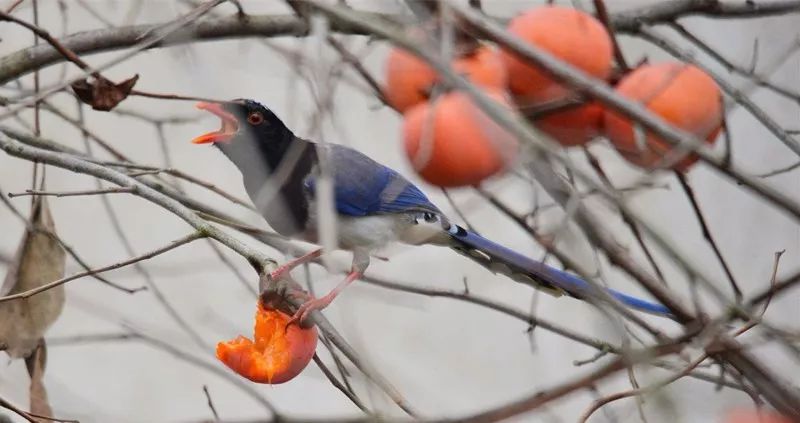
[0,0,229,120]
[4,0,25,13]
[0,8,97,78]
[0,185,142,294]
[758,250,786,316]
[0,232,203,303]
[0,394,78,423]
[362,275,621,353]
[583,147,667,284]
[202,386,221,422]
[579,352,710,423]
[129,89,229,104]
[675,172,742,301]
[447,342,686,423]
[593,0,628,73]
[126,327,279,416]
[758,161,800,178]
[668,21,800,103]
[7,187,135,198]
[47,332,140,346]
[312,355,371,414]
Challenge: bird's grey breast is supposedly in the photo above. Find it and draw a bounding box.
[218,136,316,237]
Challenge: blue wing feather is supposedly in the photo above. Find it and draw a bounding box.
[304,145,439,217]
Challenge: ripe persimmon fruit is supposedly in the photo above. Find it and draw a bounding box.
[722,408,793,423]
[526,100,605,147]
[384,46,507,113]
[501,6,613,146]
[216,303,318,384]
[603,62,723,172]
[403,90,517,187]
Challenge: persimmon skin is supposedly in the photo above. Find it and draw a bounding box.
[501,6,613,102]
[532,101,605,147]
[384,46,507,113]
[500,6,612,146]
[723,408,794,423]
[216,305,318,384]
[603,62,723,172]
[403,90,517,187]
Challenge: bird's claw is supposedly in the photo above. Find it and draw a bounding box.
[269,266,289,281]
[285,296,332,331]
[259,276,311,316]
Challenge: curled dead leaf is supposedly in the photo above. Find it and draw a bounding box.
[71,74,139,111]
[0,196,66,359]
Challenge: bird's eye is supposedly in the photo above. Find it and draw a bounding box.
[247,112,264,125]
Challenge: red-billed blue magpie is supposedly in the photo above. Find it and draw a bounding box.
[192,99,672,324]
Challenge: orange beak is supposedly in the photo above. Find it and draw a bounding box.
[192,102,240,144]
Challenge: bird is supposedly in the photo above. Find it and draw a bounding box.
[192,98,673,324]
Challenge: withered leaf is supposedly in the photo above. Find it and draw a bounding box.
[71,74,139,111]
[26,343,53,420]
[0,196,66,360]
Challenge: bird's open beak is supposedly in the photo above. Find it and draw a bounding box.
[192,102,239,144]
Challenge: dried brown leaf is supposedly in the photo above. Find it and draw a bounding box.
[25,343,53,421]
[0,197,66,359]
[71,74,139,111]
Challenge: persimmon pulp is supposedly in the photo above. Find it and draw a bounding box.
[216,304,318,384]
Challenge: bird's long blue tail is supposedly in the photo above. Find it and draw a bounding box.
[446,224,674,319]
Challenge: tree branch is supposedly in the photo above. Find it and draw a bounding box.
[2,1,798,84]
[0,232,202,303]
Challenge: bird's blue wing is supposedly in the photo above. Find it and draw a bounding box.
[304,145,440,217]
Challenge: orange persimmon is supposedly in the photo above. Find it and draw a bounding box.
[501,6,613,101]
[603,62,723,172]
[402,90,517,187]
[384,46,507,113]
[216,304,318,384]
[527,100,605,147]
[722,408,794,423]
[501,6,613,146]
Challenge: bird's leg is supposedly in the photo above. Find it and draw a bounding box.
[287,270,362,327]
[270,248,322,281]
[287,248,369,327]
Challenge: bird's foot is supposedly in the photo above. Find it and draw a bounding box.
[268,264,291,281]
[269,249,323,281]
[259,274,311,316]
[286,294,335,330]
[284,270,362,329]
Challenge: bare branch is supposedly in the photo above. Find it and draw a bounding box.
[2,1,797,85]
[202,385,221,422]
[7,187,135,198]
[578,353,710,423]
[0,394,78,423]
[0,232,203,303]
[667,21,800,103]
[610,0,800,29]
[447,342,686,423]
[675,172,742,301]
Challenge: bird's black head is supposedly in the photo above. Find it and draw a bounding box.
[192,98,292,146]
